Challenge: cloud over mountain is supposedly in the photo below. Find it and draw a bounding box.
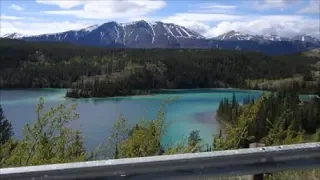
[0,0,319,39]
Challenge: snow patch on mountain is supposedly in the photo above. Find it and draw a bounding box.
[215,30,253,41]
[81,24,99,32]
[291,34,319,44]
[1,33,25,39]
[214,30,318,43]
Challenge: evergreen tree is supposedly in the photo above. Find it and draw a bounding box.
[0,104,13,144]
[303,70,313,81]
[114,144,119,159]
[232,92,236,108]
[188,130,202,148]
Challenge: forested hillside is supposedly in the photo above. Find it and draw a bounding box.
[217,92,320,147]
[214,91,320,179]
[1,38,319,97]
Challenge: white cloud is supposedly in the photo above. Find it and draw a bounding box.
[257,15,304,21]
[207,19,319,38]
[35,0,83,9]
[162,13,244,36]
[176,21,212,36]
[163,13,243,22]
[0,15,25,20]
[1,1,319,39]
[40,0,166,20]
[253,0,300,10]
[0,20,94,36]
[297,0,320,14]
[0,15,57,22]
[188,3,237,13]
[162,14,319,38]
[9,4,24,11]
[204,4,236,10]
[194,3,236,10]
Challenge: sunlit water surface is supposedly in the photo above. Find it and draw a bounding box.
[0,88,262,150]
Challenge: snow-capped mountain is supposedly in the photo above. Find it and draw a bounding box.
[214,30,259,41]
[209,30,319,54]
[81,24,99,32]
[2,20,320,55]
[2,33,24,39]
[214,30,297,42]
[2,20,205,48]
[291,34,319,45]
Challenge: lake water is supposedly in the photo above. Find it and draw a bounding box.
[0,88,262,150]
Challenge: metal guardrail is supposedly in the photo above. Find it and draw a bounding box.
[1,142,320,180]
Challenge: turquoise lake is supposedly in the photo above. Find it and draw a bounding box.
[0,89,262,150]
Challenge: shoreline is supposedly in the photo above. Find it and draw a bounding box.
[63,87,265,99]
[214,115,231,138]
[1,87,266,97]
[2,85,318,99]
[0,87,265,99]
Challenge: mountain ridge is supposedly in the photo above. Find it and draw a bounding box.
[213,30,319,43]
[3,20,318,41]
[2,20,320,55]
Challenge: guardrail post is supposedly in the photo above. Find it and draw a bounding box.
[248,143,266,180]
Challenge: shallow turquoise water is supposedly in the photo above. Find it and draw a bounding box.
[0,88,262,150]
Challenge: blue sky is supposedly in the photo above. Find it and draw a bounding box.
[1,0,319,38]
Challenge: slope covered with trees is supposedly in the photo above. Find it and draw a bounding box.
[216,91,320,148]
[1,39,319,98]
[214,91,320,179]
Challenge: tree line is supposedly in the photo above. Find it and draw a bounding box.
[1,39,319,98]
[216,91,320,149]
[214,91,320,179]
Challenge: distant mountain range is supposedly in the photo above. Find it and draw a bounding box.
[213,30,319,44]
[2,20,320,55]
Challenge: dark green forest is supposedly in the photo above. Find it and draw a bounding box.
[216,92,320,148]
[1,38,319,98]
